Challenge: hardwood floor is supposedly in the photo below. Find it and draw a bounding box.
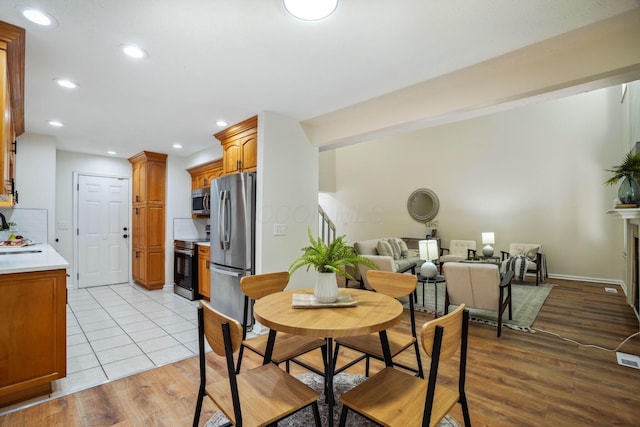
[1,278,638,426]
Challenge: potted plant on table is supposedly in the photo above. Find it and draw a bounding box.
[605,150,640,206]
[289,229,378,303]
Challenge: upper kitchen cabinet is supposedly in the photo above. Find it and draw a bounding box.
[214,115,257,176]
[187,158,223,191]
[0,21,25,208]
[128,151,167,290]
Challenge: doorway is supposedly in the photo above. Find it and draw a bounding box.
[76,174,129,288]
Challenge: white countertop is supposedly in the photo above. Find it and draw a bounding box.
[0,243,69,274]
[197,241,210,247]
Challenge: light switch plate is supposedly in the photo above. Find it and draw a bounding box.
[274,224,287,236]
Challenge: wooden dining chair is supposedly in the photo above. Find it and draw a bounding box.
[333,270,424,378]
[192,301,322,427]
[338,304,471,427]
[235,271,327,375]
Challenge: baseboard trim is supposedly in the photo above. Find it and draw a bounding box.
[547,274,626,293]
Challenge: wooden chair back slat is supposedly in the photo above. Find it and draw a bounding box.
[420,304,466,360]
[240,271,289,300]
[366,270,417,298]
[199,300,244,357]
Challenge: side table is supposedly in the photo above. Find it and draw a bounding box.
[416,273,446,317]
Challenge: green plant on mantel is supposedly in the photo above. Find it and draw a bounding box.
[289,228,378,280]
[604,150,640,185]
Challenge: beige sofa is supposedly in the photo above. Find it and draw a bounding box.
[349,237,423,289]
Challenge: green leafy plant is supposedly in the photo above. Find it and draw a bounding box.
[289,229,378,280]
[605,151,640,185]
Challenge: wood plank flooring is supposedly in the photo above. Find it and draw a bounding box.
[1,278,638,426]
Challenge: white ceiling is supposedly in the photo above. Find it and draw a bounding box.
[0,0,638,158]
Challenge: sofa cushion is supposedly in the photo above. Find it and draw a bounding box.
[377,240,394,258]
[387,238,402,260]
[354,239,379,256]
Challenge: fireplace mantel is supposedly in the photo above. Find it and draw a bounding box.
[607,208,640,317]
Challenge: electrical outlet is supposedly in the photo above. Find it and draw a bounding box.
[616,352,640,369]
[604,287,618,294]
[273,224,287,236]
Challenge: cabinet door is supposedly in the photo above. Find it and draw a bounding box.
[222,141,241,175]
[146,250,164,286]
[133,249,147,284]
[146,161,165,204]
[240,133,257,172]
[198,246,210,299]
[0,269,66,406]
[132,161,147,204]
[132,206,146,249]
[146,205,164,250]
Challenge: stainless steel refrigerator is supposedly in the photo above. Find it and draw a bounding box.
[209,172,256,323]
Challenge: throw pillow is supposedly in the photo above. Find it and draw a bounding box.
[526,247,539,261]
[397,239,409,258]
[387,238,402,260]
[377,240,394,258]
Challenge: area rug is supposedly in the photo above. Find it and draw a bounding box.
[205,372,461,426]
[406,281,554,332]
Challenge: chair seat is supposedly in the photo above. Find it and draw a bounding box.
[243,332,325,364]
[339,367,459,427]
[438,254,465,263]
[335,330,415,359]
[207,363,320,426]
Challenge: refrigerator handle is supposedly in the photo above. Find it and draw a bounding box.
[210,266,243,277]
[218,190,229,250]
[203,192,210,212]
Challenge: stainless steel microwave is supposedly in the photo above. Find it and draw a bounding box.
[192,187,210,215]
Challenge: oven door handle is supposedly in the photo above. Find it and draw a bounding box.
[174,248,195,256]
[210,267,243,277]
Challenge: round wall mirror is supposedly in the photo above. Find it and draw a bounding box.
[407,188,439,222]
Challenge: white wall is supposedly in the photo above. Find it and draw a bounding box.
[14,134,57,243]
[321,86,627,284]
[258,111,319,289]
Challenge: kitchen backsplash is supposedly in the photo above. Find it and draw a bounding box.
[173,217,208,240]
[0,208,48,243]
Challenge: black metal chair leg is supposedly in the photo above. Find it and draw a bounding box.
[192,387,205,427]
[235,344,245,374]
[311,401,322,426]
[339,405,349,427]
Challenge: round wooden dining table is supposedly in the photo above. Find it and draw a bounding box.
[253,287,404,427]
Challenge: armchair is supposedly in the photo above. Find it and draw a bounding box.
[500,243,546,286]
[438,239,477,272]
[442,262,514,337]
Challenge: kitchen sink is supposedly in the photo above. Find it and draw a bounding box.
[0,250,43,255]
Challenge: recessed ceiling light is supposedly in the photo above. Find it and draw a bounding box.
[21,7,56,26]
[283,0,338,21]
[54,78,79,89]
[48,120,63,127]
[216,120,228,127]
[172,143,183,149]
[121,44,148,59]
[107,150,117,155]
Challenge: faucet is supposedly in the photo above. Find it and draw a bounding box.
[0,212,9,230]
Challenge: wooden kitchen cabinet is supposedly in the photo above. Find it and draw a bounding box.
[129,151,167,290]
[214,115,257,176]
[0,22,24,208]
[187,158,223,191]
[197,244,210,299]
[0,269,66,407]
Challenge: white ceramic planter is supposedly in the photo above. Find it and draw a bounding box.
[314,272,338,303]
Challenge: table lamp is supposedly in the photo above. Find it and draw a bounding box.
[419,239,439,278]
[482,232,495,257]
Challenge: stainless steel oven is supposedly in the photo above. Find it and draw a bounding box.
[173,239,203,300]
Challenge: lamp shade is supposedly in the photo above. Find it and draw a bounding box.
[481,232,495,245]
[419,239,439,261]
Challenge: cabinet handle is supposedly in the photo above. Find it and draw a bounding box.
[135,207,139,214]
[135,251,140,258]
[136,195,139,202]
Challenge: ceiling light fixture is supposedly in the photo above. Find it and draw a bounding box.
[107,150,117,155]
[121,44,148,59]
[48,120,63,127]
[172,143,183,149]
[54,78,79,89]
[283,0,338,21]
[216,120,228,127]
[21,7,56,26]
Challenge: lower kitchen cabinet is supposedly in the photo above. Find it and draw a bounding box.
[0,268,66,406]
[198,244,210,300]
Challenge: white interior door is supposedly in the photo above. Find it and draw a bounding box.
[78,175,129,288]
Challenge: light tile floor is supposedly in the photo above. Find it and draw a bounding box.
[1,282,218,416]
